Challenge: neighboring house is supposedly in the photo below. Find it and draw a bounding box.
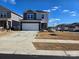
[21,10,48,31]
[55,23,79,32]
[0,5,23,30]
[73,26,79,32]
[56,25,74,31]
[74,26,79,30]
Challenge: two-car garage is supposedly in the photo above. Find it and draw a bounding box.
[22,23,40,31]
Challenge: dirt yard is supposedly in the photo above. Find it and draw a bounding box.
[33,42,79,50]
[34,31,79,50]
[35,31,79,40]
[0,30,12,37]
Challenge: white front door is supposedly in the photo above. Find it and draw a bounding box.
[22,23,39,31]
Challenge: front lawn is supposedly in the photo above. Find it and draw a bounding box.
[33,42,79,50]
[35,31,79,40]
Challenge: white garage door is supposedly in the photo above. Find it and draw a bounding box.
[22,23,39,31]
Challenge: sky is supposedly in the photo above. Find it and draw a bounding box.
[0,0,79,27]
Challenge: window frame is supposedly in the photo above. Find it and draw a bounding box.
[41,14,44,19]
[27,13,34,20]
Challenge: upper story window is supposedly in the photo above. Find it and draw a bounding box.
[0,11,11,18]
[27,14,34,20]
[0,11,6,18]
[41,14,44,19]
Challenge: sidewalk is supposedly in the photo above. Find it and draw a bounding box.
[33,39,79,44]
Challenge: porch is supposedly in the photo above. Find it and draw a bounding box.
[0,20,11,30]
[0,21,7,29]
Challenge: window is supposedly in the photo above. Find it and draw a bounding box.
[27,14,34,20]
[7,12,11,18]
[4,12,7,18]
[0,11,11,18]
[42,14,44,19]
[0,14,3,18]
[0,11,3,18]
[4,14,6,18]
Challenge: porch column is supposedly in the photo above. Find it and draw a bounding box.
[6,19,9,29]
[11,20,12,28]
[40,23,42,30]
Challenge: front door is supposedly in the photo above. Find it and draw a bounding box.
[41,23,47,30]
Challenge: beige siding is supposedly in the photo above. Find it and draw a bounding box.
[8,13,22,21]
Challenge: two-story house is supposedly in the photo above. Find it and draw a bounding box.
[0,5,22,30]
[21,10,48,31]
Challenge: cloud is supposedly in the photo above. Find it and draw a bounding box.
[53,6,59,9]
[52,6,59,11]
[43,6,59,12]
[49,18,61,26]
[71,13,76,16]
[49,18,61,23]
[49,18,55,23]
[49,20,53,23]
[70,11,77,16]
[55,19,61,21]
[62,10,77,17]
[3,0,16,5]
[43,9,51,12]
[52,9,57,11]
[62,10,70,13]
[69,11,76,13]
[11,0,16,4]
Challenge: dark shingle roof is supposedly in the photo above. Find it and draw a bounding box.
[35,10,48,13]
[24,10,48,13]
[0,5,23,18]
[0,5,10,11]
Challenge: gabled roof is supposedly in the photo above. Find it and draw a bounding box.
[0,5,23,18]
[0,5,10,11]
[24,10,48,13]
[35,10,48,13]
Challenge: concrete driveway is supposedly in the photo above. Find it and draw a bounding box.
[0,31,38,54]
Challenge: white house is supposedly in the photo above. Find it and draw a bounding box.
[0,5,23,30]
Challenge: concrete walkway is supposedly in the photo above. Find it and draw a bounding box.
[33,39,79,44]
[0,31,79,56]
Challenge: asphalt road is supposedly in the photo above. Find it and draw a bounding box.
[0,54,79,59]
